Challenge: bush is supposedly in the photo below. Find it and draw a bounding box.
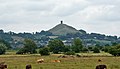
[64,51,75,55]
[39,47,50,56]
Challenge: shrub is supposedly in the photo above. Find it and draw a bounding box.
[39,47,50,56]
[93,47,100,53]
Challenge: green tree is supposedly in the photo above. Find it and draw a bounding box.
[72,38,83,53]
[0,39,11,49]
[17,39,37,54]
[48,39,65,54]
[39,47,50,56]
[108,44,120,56]
[102,46,110,52]
[0,43,7,55]
[93,47,100,53]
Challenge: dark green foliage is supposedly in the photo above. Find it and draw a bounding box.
[39,47,50,56]
[16,39,37,54]
[112,42,118,46]
[48,39,65,54]
[16,48,26,54]
[93,47,100,53]
[102,46,110,52]
[108,45,120,56]
[0,39,11,49]
[72,38,83,53]
[40,30,53,36]
[79,29,86,34]
[88,46,93,51]
[0,43,7,55]
[63,46,70,52]
[82,47,88,53]
[64,51,75,55]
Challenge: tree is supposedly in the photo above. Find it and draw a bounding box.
[16,39,37,54]
[0,43,7,55]
[72,38,83,53]
[39,47,50,56]
[93,47,100,53]
[0,39,11,49]
[48,39,65,54]
[108,44,120,56]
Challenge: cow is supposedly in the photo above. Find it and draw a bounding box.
[98,59,102,62]
[26,64,32,69]
[96,65,107,69]
[0,64,7,69]
[37,59,44,63]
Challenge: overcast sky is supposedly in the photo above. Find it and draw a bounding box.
[0,0,120,36]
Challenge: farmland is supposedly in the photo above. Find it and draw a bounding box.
[0,52,120,69]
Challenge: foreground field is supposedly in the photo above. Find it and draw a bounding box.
[0,54,120,69]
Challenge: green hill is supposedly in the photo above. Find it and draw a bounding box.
[48,22,80,35]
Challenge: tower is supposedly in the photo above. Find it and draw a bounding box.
[60,21,63,24]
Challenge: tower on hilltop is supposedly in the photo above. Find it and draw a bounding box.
[60,20,63,24]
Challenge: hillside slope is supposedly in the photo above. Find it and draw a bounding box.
[48,23,79,35]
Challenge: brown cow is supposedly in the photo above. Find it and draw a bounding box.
[37,59,44,63]
[0,64,7,69]
[98,59,102,62]
[26,64,32,69]
[96,65,107,69]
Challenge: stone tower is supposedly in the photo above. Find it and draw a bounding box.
[61,21,63,24]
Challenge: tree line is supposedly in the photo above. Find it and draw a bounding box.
[0,38,120,56]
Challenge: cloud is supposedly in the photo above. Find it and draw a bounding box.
[0,0,120,36]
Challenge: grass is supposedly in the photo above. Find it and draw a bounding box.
[0,51,120,69]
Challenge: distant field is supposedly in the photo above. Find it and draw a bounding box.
[0,52,120,69]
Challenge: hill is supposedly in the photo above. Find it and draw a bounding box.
[48,21,80,35]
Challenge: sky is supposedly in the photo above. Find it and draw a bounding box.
[0,0,120,36]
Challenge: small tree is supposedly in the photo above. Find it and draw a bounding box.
[93,47,100,53]
[39,47,50,56]
[17,39,37,54]
[0,43,7,55]
[72,38,83,53]
[0,39,11,49]
[48,39,65,54]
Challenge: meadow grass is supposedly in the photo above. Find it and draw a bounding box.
[0,52,120,69]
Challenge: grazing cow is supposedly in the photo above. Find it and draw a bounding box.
[76,54,81,57]
[98,59,102,62]
[96,65,107,69]
[62,55,68,58]
[0,64,7,69]
[37,59,44,63]
[26,64,32,69]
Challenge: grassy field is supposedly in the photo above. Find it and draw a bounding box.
[0,52,120,69]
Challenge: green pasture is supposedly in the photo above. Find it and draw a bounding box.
[0,51,120,69]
